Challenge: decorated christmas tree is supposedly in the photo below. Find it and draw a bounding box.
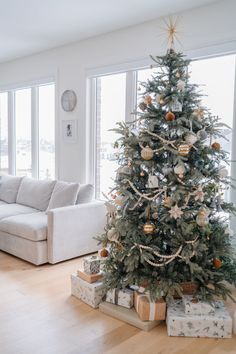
[97,30,236,301]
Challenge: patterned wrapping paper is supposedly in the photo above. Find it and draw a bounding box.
[83,255,100,274]
[71,273,105,308]
[183,295,215,315]
[106,288,134,309]
[167,299,232,338]
[134,292,166,321]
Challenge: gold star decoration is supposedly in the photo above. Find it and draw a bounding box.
[168,204,183,219]
[159,16,182,49]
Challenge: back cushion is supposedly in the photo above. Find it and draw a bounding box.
[47,181,80,210]
[0,175,23,203]
[76,183,94,204]
[16,177,56,211]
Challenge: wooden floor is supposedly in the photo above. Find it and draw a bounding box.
[1,252,236,354]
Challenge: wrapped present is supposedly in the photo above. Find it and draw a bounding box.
[134,292,166,321]
[77,268,103,284]
[183,295,215,315]
[167,299,232,338]
[106,288,134,309]
[83,255,100,274]
[71,273,105,308]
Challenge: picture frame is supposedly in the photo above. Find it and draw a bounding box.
[62,120,78,143]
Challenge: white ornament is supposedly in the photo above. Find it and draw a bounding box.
[156,94,161,103]
[147,175,159,188]
[219,166,228,178]
[174,163,186,178]
[177,80,185,91]
[162,166,172,175]
[193,108,204,121]
[185,133,198,145]
[141,146,154,160]
[105,202,116,218]
[107,228,119,242]
[169,204,183,219]
[171,99,182,112]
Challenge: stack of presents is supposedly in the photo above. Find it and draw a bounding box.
[71,255,233,337]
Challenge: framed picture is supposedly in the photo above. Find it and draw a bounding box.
[62,120,78,143]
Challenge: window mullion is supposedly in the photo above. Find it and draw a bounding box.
[31,87,39,178]
[8,91,15,175]
[125,71,137,123]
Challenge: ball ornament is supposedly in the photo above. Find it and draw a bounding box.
[165,111,175,121]
[100,248,109,258]
[211,142,221,151]
[141,146,154,160]
[143,222,155,234]
[144,95,152,105]
[213,258,222,269]
[178,144,190,156]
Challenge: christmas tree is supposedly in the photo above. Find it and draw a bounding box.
[97,47,236,301]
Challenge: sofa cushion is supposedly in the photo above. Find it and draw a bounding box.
[0,201,7,206]
[47,181,80,210]
[0,212,47,242]
[16,177,56,211]
[76,184,94,204]
[0,175,23,203]
[0,203,38,220]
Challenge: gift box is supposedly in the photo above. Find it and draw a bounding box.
[134,292,166,321]
[83,255,100,274]
[77,268,103,284]
[71,273,105,308]
[183,295,215,315]
[166,299,232,338]
[106,288,134,309]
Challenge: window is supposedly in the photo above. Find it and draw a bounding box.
[0,81,55,179]
[91,54,236,200]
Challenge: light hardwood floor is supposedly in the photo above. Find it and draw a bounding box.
[0,251,236,354]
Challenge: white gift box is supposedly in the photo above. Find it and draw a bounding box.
[71,273,105,308]
[167,300,232,338]
[83,255,100,274]
[106,288,134,309]
[183,295,215,315]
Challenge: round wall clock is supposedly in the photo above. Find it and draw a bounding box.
[61,90,77,112]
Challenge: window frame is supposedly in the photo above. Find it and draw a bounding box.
[0,78,56,179]
[87,44,236,200]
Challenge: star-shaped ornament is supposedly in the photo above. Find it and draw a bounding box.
[194,186,205,202]
[169,204,183,219]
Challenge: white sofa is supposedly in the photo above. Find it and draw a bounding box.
[0,175,106,265]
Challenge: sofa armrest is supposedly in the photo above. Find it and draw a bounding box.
[47,200,106,264]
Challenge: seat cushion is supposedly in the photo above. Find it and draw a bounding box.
[0,203,38,220]
[0,175,23,203]
[0,201,7,206]
[0,212,47,242]
[16,177,56,211]
[47,181,80,210]
[76,184,94,204]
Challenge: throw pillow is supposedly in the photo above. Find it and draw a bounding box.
[0,175,24,203]
[47,181,80,210]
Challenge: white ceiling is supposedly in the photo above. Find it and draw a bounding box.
[0,0,219,63]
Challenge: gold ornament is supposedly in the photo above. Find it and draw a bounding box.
[211,142,221,151]
[165,111,175,121]
[141,146,154,160]
[206,283,215,290]
[140,171,145,177]
[175,71,181,78]
[159,98,165,105]
[163,196,172,208]
[196,210,209,227]
[100,248,109,258]
[213,258,222,269]
[168,204,183,219]
[178,144,190,156]
[193,108,204,121]
[144,95,152,105]
[143,222,155,234]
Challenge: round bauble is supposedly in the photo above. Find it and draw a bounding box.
[178,144,190,156]
[143,222,155,234]
[184,133,198,145]
[165,111,175,121]
[197,129,208,141]
[211,142,221,151]
[100,248,109,258]
[174,163,186,178]
[196,211,209,227]
[177,80,185,91]
[152,212,158,219]
[107,228,119,242]
[219,166,228,178]
[141,146,154,160]
[140,171,145,177]
[144,95,152,105]
[213,258,222,269]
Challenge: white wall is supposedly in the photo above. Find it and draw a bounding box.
[0,0,236,183]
